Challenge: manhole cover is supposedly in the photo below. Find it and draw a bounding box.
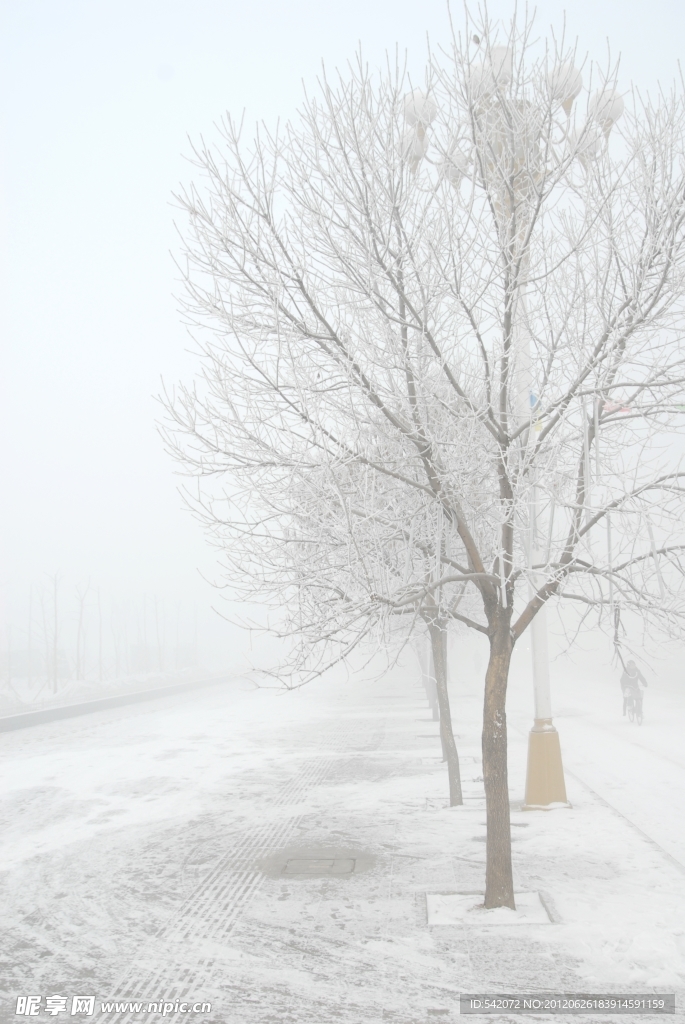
[259,845,375,878]
[283,858,355,876]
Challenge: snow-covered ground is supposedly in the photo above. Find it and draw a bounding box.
[1,656,683,1023]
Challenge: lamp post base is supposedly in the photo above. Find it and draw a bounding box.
[523,719,571,809]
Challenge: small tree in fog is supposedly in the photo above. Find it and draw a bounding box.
[165,10,685,908]
[269,459,474,807]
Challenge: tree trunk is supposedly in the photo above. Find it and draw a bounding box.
[428,622,463,807]
[430,638,448,761]
[426,642,439,720]
[482,618,515,908]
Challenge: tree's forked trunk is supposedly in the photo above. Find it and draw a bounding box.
[427,622,463,807]
[482,619,515,909]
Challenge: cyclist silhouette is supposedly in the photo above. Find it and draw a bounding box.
[621,660,647,716]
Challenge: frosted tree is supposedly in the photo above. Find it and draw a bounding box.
[164,11,685,908]
[271,458,474,807]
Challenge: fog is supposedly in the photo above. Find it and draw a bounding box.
[2,1,685,1021]
[3,0,685,671]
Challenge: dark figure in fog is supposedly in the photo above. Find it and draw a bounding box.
[621,660,647,715]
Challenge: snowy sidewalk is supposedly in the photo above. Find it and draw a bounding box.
[0,664,683,1023]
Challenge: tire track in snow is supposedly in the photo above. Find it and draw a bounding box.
[102,721,386,1022]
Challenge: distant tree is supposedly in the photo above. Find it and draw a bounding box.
[277,460,470,806]
[74,580,91,681]
[165,10,685,908]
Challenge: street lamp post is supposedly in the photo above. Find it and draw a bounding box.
[515,286,570,808]
[523,482,570,808]
[515,259,570,808]
[522,78,623,809]
[402,46,624,810]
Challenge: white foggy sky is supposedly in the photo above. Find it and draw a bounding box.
[2,0,684,636]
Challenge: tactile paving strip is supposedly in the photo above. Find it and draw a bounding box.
[102,722,385,1023]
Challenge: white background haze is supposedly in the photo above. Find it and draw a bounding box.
[3,0,685,671]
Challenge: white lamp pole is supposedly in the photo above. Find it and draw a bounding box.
[523,81,623,809]
[512,270,569,808]
[523,476,570,808]
[401,50,623,810]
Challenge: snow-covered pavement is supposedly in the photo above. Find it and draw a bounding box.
[1,660,684,1023]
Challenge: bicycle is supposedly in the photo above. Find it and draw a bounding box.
[623,688,644,725]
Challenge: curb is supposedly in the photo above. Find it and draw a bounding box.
[0,675,236,733]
